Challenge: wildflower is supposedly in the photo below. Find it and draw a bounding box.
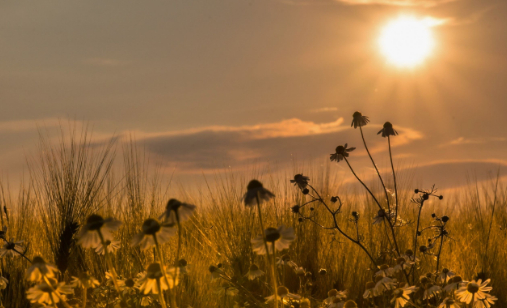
[344,300,358,308]
[329,297,345,308]
[26,278,74,305]
[243,180,275,206]
[351,111,369,128]
[443,276,465,293]
[178,259,188,275]
[251,226,295,255]
[423,284,441,300]
[77,214,122,249]
[245,264,265,280]
[209,265,225,280]
[290,174,310,190]
[137,263,170,294]
[299,298,311,308]
[71,272,100,289]
[456,279,492,304]
[331,196,339,203]
[325,289,347,304]
[131,218,176,250]
[439,268,455,283]
[378,122,398,137]
[0,276,8,290]
[402,250,420,263]
[159,198,196,224]
[319,268,327,275]
[438,297,460,308]
[375,264,395,278]
[393,257,413,273]
[95,240,121,255]
[0,239,24,257]
[373,276,396,296]
[373,209,387,225]
[475,294,498,308]
[25,256,59,282]
[215,282,239,297]
[363,281,376,299]
[265,286,301,304]
[391,284,417,308]
[330,144,356,163]
[295,267,306,277]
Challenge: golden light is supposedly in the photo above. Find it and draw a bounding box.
[379,16,436,67]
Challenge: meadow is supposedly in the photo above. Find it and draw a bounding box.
[0,117,505,308]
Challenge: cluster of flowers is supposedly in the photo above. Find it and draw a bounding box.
[208,111,499,308]
[0,199,195,308]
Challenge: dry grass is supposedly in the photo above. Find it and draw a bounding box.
[0,128,505,307]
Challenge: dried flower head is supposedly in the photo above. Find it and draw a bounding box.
[378,122,398,137]
[159,199,196,224]
[243,180,275,206]
[290,174,310,190]
[330,144,356,163]
[351,111,369,128]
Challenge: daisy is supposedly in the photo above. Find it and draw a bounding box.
[131,218,176,250]
[159,199,196,224]
[0,276,8,290]
[351,111,369,128]
[443,276,465,293]
[77,214,122,249]
[251,226,295,255]
[265,286,301,304]
[0,239,24,257]
[439,268,456,284]
[438,297,460,308]
[245,264,265,280]
[330,144,356,163]
[474,294,497,308]
[26,278,74,305]
[393,257,413,273]
[325,289,348,304]
[95,240,121,255]
[328,297,345,308]
[71,272,100,289]
[243,180,275,206]
[290,174,310,190]
[375,264,395,278]
[456,279,492,304]
[344,300,358,308]
[363,281,376,299]
[391,284,417,308]
[423,284,441,300]
[378,122,398,137]
[373,276,396,296]
[178,258,188,275]
[25,256,59,282]
[209,265,225,280]
[136,263,169,295]
[402,250,420,264]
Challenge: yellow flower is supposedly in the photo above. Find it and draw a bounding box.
[26,278,73,305]
[25,256,59,282]
[131,218,176,250]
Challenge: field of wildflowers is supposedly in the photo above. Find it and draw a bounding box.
[0,112,505,308]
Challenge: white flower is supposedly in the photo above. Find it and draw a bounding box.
[373,277,396,296]
[159,199,196,224]
[391,285,417,308]
[95,240,121,255]
[265,286,301,304]
[363,281,376,299]
[456,279,492,304]
[423,284,441,300]
[77,215,122,249]
[243,180,275,206]
[25,256,59,282]
[251,226,295,255]
[245,264,265,280]
[438,297,460,308]
[26,278,74,305]
[0,239,24,258]
[439,268,456,283]
[131,218,176,250]
[375,264,395,278]
[325,289,347,304]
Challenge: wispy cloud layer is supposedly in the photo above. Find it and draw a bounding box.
[335,0,458,7]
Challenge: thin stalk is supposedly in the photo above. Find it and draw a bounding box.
[153,236,177,308]
[360,126,390,212]
[387,136,399,223]
[343,157,401,256]
[412,201,424,284]
[157,280,168,308]
[98,232,124,301]
[271,242,278,308]
[435,234,445,272]
[82,287,87,308]
[43,276,72,308]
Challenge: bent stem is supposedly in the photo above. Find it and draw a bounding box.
[387,136,399,222]
[343,157,401,257]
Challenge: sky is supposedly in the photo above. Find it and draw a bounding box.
[1,0,506,189]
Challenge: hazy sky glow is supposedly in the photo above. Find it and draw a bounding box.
[1,0,506,188]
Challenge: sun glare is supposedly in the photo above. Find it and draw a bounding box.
[379,16,435,67]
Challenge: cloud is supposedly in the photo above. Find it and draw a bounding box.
[84,58,127,67]
[442,136,506,147]
[136,118,422,172]
[310,107,339,113]
[335,0,458,7]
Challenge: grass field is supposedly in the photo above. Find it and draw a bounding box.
[0,128,505,308]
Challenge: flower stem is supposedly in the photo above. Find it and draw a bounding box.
[98,232,123,301]
[359,126,391,213]
[43,276,72,308]
[153,235,178,308]
[82,287,87,308]
[157,280,168,308]
[272,242,278,308]
[387,136,399,223]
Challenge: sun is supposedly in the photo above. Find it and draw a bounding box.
[379,16,435,67]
